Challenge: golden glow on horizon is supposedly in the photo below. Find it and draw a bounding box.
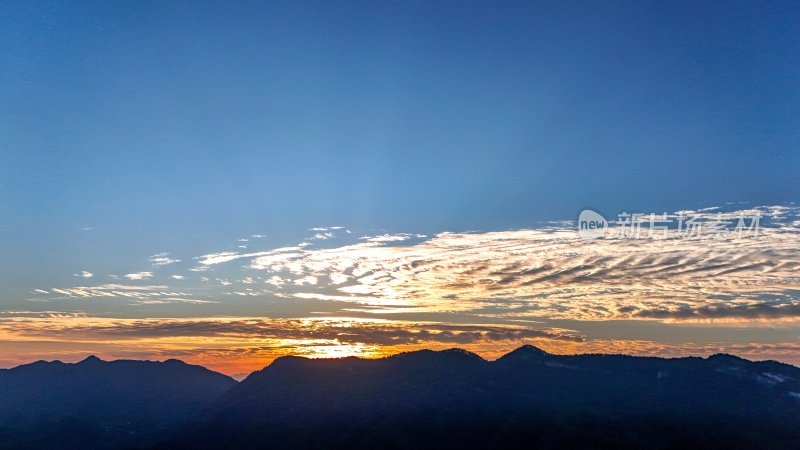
[2,315,800,375]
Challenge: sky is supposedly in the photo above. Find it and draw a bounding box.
[0,1,798,376]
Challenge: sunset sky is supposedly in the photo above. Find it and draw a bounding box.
[1,1,799,376]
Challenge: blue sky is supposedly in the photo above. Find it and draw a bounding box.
[0,1,798,372]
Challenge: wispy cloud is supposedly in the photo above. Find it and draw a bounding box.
[196,247,305,266]
[36,284,190,301]
[124,272,154,280]
[132,298,218,305]
[359,233,425,243]
[149,252,180,266]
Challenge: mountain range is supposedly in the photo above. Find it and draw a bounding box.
[2,347,799,449]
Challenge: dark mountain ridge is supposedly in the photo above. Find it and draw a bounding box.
[0,356,236,449]
[165,347,800,449]
[2,348,800,449]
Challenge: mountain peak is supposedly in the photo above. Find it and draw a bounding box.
[388,348,484,364]
[164,358,187,365]
[438,348,484,360]
[707,353,747,363]
[497,345,550,362]
[515,344,549,355]
[263,355,309,370]
[77,355,104,365]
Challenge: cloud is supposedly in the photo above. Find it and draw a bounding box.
[214,205,800,321]
[196,251,244,265]
[74,271,93,278]
[630,301,800,321]
[149,252,180,266]
[359,233,417,243]
[40,284,193,301]
[294,276,318,286]
[265,276,286,287]
[0,310,87,318]
[39,205,800,326]
[196,247,303,266]
[124,272,153,280]
[0,316,583,345]
[132,298,219,305]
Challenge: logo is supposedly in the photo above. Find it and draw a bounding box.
[578,209,608,240]
[576,208,761,241]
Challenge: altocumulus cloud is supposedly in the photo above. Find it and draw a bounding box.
[189,205,800,322]
[37,205,800,324]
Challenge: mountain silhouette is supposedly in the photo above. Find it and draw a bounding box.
[2,348,800,449]
[0,356,235,449]
[161,347,800,450]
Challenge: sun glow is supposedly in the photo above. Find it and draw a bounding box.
[291,340,384,359]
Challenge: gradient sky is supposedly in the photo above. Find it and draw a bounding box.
[1,1,799,375]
